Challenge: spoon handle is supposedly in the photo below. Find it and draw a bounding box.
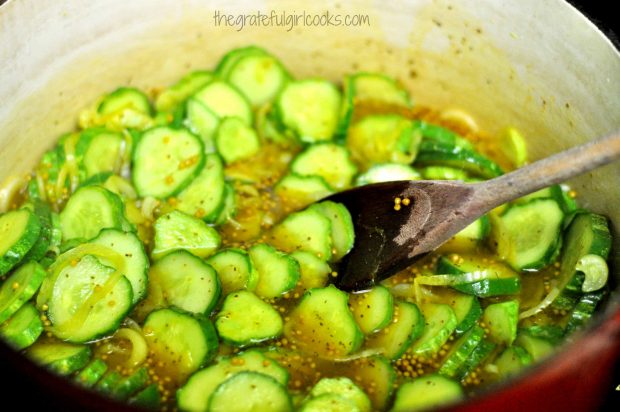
[471,130,620,210]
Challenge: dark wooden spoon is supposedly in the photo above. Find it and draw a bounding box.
[326,131,620,291]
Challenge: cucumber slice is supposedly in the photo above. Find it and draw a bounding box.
[215,117,260,164]
[92,229,149,304]
[495,346,532,378]
[457,339,496,381]
[143,308,218,377]
[225,51,290,107]
[59,186,127,241]
[47,254,133,342]
[215,290,283,347]
[215,46,269,78]
[0,261,46,323]
[0,303,43,350]
[347,114,421,168]
[349,286,394,335]
[491,198,564,270]
[184,98,220,152]
[98,87,151,116]
[435,255,521,297]
[355,163,421,186]
[22,200,56,262]
[482,300,519,346]
[111,367,150,400]
[285,285,363,358]
[365,300,423,359]
[291,251,331,290]
[96,371,123,396]
[276,79,341,143]
[309,377,370,412]
[391,374,464,412]
[565,290,607,335]
[411,303,458,358]
[553,212,611,310]
[129,384,161,410]
[132,126,205,198]
[156,71,214,113]
[150,250,220,314]
[214,183,236,225]
[438,325,485,378]
[421,166,469,180]
[208,371,292,412]
[75,358,108,388]
[269,208,333,261]
[175,153,226,222]
[75,128,123,180]
[290,144,357,190]
[519,325,564,345]
[441,216,490,252]
[0,209,41,275]
[414,140,504,178]
[421,288,482,337]
[194,80,253,125]
[274,173,334,211]
[26,341,92,376]
[207,248,258,295]
[178,350,290,412]
[308,201,355,262]
[152,210,221,260]
[515,332,555,361]
[299,394,359,412]
[412,120,474,150]
[342,356,396,411]
[248,244,300,299]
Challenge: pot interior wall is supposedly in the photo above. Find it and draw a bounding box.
[1,0,619,290]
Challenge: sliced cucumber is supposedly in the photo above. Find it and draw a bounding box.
[208,371,292,412]
[491,198,564,270]
[565,290,607,335]
[75,358,108,388]
[214,183,236,225]
[249,244,300,299]
[92,229,149,304]
[308,201,355,262]
[342,356,396,411]
[26,341,92,376]
[515,332,555,362]
[482,300,519,346]
[184,97,220,152]
[215,46,269,78]
[410,303,458,358]
[299,394,359,412]
[207,248,258,295]
[421,166,468,181]
[0,303,43,350]
[276,79,341,143]
[98,87,151,116]
[215,290,283,347]
[96,371,123,396]
[290,250,331,290]
[414,140,504,178]
[349,286,394,335]
[215,117,260,164]
[269,208,332,261]
[347,114,421,168]
[177,350,289,412]
[175,153,226,222]
[355,163,421,186]
[391,374,464,412]
[285,285,363,358]
[364,300,423,359]
[290,143,357,190]
[438,325,485,378]
[47,254,133,342]
[309,377,371,412]
[0,261,46,324]
[59,186,127,241]
[495,346,532,378]
[156,71,214,113]
[75,128,124,180]
[194,80,253,125]
[457,339,496,381]
[441,216,490,253]
[412,120,474,150]
[150,250,220,314]
[451,293,482,337]
[111,367,150,400]
[132,126,205,198]
[274,174,334,211]
[143,308,218,377]
[0,209,41,275]
[129,384,161,411]
[22,200,56,262]
[152,210,221,260]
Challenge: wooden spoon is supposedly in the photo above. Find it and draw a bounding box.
[326,131,620,291]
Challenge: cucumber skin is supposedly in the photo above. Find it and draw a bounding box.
[0,209,42,275]
[0,261,47,324]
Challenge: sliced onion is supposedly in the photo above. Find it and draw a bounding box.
[0,175,27,213]
[518,286,560,320]
[115,327,148,368]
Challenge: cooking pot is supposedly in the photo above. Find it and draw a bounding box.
[1,0,619,410]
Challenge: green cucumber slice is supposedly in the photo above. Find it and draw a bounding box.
[565,290,607,335]
[410,303,458,358]
[150,250,220,314]
[291,251,331,291]
[26,342,92,376]
[132,126,205,198]
[364,300,423,359]
[269,208,333,261]
[482,300,519,346]
[290,143,357,190]
[299,394,359,412]
[194,80,253,125]
[495,346,532,378]
[184,97,220,152]
[208,371,292,412]
[207,248,258,295]
[391,374,463,412]
[152,210,221,260]
[308,201,355,262]
[414,140,504,178]
[457,339,496,381]
[249,244,300,299]
[274,174,334,211]
[0,303,43,350]
[129,384,161,410]
[98,87,151,116]
[111,367,150,400]
[75,128,124,180]
[438,325,485,378]
[215,117,260,164]
[309,377,371,412]
[75,358,108,388]
[22,200,56,262]
[342,356,396,411]
[412,120,474,150]
[349,286,394,335]
[355,163,421,185]
[0,209,41,275]
[0,261,46,324]
[156,71,214,113]
[175,153,226,222]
